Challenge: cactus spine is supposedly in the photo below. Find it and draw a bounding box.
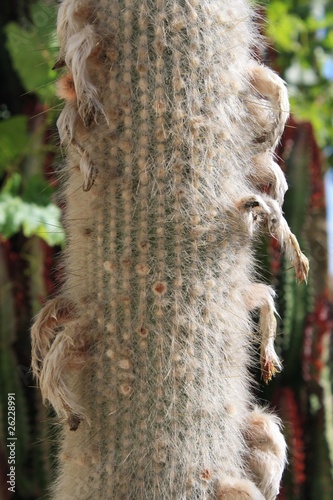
[31,0,308,498]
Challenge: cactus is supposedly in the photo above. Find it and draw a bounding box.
[31,1,309,498]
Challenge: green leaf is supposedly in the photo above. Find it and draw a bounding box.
[2,172,22,196]
[4,1,58,101]
[0,116,29,174]
[265,0,333,153]
[22,202,64,246]
[0,194,64,246]
[22,173,54,206]
[267,2,306,50]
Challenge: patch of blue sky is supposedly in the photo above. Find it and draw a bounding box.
[323,58,333,80]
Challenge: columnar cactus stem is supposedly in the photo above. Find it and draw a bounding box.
[31,0,308,498]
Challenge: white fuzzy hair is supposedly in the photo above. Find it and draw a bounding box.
[248,64,290,151]
[31,297,87,427]
[31,297,76,378]
[242,284,282,383]
[216,477,265,499]
[245,408,287,499]
[57,0,102,119]
[238,193,309,283]
[64,24,105,126]
[252,152,288,207]
[38,329,87,428]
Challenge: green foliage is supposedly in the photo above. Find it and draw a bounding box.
[0,194,64,246]
[0,2,64,246]
[5,1,58,102]
[0,115,64,245]
[0,116,30,174]
[266,0,333,154]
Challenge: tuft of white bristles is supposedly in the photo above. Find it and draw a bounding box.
[238,193,309,283]
[245,408,287,500]
[242,283,282,383]
[248,64,290,151]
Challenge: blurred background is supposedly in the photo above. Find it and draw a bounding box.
[0,0,332,498]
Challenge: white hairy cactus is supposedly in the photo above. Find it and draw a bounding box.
[31,0,308,498]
